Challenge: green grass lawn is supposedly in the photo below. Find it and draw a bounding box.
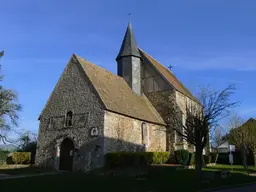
[0,164,256,192]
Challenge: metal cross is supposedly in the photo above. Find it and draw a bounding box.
[168,64,174,70]
[128,13,132,22]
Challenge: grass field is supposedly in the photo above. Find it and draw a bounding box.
[0,164,256,192]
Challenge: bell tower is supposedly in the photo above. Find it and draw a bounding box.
[116,22,142,96]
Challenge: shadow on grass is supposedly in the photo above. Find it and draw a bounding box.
[205,165,256,174]
[144,165,256,191]
[81,165,256,191]
[0,165,256,192]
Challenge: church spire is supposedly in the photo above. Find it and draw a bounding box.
[116,22,141,61]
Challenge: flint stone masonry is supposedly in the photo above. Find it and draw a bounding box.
[104,111,166,153]
[145,89,200,152]
[35,58,105,172]
[36,56,167,172]
[175,91,191,150]
[145,90,178,152]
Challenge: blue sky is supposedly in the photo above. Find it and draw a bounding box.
[1,0,256,139]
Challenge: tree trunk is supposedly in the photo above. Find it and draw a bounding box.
[195,144,203,180]
[241,144,247,170]
[253,151,256,167]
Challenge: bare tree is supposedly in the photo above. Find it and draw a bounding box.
[233,118,256,167]
[227,114,251,169]
[0,51,4,59]
[0,51,22,144]
[173,85,238,179]
[214,127,222,145]
[209,126,229,153]
[246,120,256,166]
[227,114,245,147]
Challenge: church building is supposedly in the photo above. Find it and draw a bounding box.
[35,22,200,171]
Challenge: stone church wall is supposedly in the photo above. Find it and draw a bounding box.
[176,91,201,152]
[145,90,178,152]
[141,57,170,93]
[175,91,190,150]
[35,57,105,172]
[103,111,166,153]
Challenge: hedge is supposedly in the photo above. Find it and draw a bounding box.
[187,153,215,166]
[188,152,195,165]
[12,152,31,164]
[203,155,211,165]
[0,150,9,164]
[105,152,171,168]
[216,151,255,165]
[174,150,190,165]
[210,153,219,163]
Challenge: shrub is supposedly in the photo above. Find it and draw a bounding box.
[166,152,176,164]
[152,152,171,164]
[12,152,31,164]
[203,155,211,165]
[0,150,9,164]
[188,152,195,165]
[174,149,190,165]
[216,151,255,165]
[105,152,171,168]
[210,153,219,163]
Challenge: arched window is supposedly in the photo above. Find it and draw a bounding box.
[66,111,73,127]
[141,122,149,145]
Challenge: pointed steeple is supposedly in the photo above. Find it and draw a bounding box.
[116,22,141,61]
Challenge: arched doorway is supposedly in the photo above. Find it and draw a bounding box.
[59,138,75,171]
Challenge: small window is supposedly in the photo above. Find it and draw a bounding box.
[66,111,73,127]
[182,114,186,126]
[141,122,149,145]
[48,117,53,129]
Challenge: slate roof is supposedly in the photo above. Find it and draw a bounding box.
[116,22,141,61]
[74,54,166,126]
[138,48,200,104]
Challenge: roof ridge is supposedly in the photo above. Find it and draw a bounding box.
[74,54,125,81]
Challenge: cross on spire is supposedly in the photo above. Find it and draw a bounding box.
[128,13,132,22]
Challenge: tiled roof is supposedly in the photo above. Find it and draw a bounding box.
[74,54,166,125]
[116,22,141,61]
[241,118,256,127]
[139,48,200,104]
